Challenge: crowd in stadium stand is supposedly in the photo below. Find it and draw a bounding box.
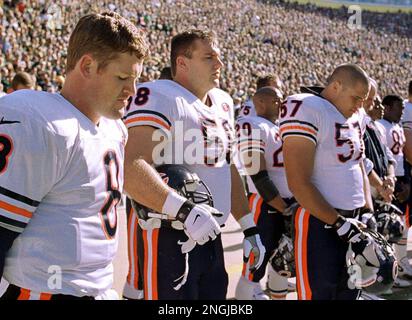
[0,0,411,100]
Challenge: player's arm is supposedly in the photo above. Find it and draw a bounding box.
[239,150,286,213]
[230,164,266,271]
[124,125,221,243]
[403,126,412,164]
[124,126,169,212]
[282,136,339,225]
[368,169,393,202]
[360,158,374,210]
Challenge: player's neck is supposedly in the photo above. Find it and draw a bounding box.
[258,113,275,123]
[173,78,209,105]
[61,84,100,125]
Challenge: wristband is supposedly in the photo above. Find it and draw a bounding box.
[332,215,346,229]
[238,213,256,232]
[161,191,187,218]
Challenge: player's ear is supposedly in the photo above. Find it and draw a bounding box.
[176,56,188,73]
[77,54,98,79]
[332,79,342,94]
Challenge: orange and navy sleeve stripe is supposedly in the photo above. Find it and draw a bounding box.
[237,138,265,154]
[0,186,39,233]
[279,120,318,145]
[403,120,412,132]
[123,110,172,133]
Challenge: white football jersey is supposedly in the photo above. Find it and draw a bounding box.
[124,80,234,225]
[238,98,256,118]
[377,119,405,176]
[402,100,412,132]
[279,94,365,210]
[236,115,292,199]
[0,90,127,296]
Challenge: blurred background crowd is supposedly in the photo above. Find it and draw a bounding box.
[0,0,411,101]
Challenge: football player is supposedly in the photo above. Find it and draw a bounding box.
[238,74,284,118]
[402,81,412,281]
[362,79,396,203]
[122,29,265,299]
[380,95,412,284]
[0,12,149,299]
[280,64,378,300]
[234,86,293,300]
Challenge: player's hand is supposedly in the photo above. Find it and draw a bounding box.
[333,216,367,243]
[239,213,266,272]
[175,201,222,244]
[377,183,394,203]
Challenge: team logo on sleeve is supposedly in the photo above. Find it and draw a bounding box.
[221,103,229,112]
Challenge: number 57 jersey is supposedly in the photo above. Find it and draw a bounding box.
[279,93,366,210]
[0,91,127,297]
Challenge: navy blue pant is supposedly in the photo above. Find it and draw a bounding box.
[136,222,228,300]
[294,207,360,300]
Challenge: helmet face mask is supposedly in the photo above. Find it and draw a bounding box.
[179,173,214,207]
[374,201,405,243]
[269,234,295,278]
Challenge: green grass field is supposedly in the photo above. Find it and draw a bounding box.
[285,0,412,13]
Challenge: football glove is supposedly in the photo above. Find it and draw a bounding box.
[239,213,266,272]
[175,201,222,244]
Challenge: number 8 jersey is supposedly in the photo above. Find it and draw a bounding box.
[279,93,366,210]
[0,90,127,297]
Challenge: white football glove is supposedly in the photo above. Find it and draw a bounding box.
[238,213,266,272]
[175,201,222,244]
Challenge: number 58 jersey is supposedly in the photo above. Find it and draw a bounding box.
[123,80,234,225]
[279,93,366,210]
[0,90,127,297]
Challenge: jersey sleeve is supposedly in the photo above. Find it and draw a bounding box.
[0,102,58,233]
[123,84,173,137]
[279,96,320,145]
[402,104,412,132]
[236,117,266,156]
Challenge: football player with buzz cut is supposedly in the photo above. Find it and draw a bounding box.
[122,29,266,300]
[280,64,382,300]
[234,86,294,300]
[0,12,149,300]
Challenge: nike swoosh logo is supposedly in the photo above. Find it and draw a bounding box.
[193,214,201,224]
[0,117,20,125]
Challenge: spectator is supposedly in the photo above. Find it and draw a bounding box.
[11,71,34,91]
